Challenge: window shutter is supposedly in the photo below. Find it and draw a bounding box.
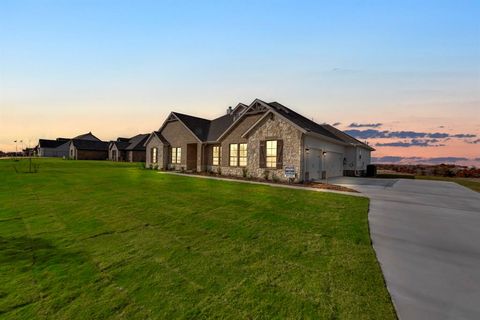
[276,140,283,169]
[259,140,266,168]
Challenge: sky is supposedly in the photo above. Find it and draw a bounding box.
[1,0,479,165]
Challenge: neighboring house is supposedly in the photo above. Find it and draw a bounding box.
[109,134,149,162]
[69,139,109,160]
[145,99,374,182]
[37,132,102,158]
[109,138,130,162]
[37,138,70,157]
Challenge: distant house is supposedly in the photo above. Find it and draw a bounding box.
[145,99,374,181]
[37,138,70,157]
[108,138,130,161]
[37,132,102,158]
[109,134,149,162]
[69,139,109,160]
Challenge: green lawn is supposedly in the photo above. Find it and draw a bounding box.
[416,175,480,193]
[0,159,395,319]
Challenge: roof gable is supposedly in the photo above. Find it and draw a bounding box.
[73,132,101,141]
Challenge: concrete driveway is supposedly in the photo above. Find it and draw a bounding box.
[329,177,480,320]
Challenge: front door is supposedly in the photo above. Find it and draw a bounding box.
[187,143,197,171]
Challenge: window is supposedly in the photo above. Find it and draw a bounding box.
[171,147,181,164]
[260,139,283,169]
[239,143,247,167]
[229,144,238,166]
[151,147,158,163]
[266,140,277,168]
[212,146,221,165]
[229,143,247,167]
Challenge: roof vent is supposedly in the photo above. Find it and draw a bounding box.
[227,106,233,115]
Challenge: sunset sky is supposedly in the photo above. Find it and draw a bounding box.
[1,1,479,165]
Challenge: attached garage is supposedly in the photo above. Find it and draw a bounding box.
[325,152,344,178]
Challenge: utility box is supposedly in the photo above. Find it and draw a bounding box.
[366,164,377,177]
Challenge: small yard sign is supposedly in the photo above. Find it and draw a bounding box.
[285,166,295,178]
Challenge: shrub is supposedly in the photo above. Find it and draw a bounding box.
[263,170,270,181]
[272,173,280,183]
[242,167,248,178]
[217,167,222,175]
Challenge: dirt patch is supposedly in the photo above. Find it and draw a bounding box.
[303,182,359,193]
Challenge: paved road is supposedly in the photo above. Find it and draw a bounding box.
[330,177,480,320]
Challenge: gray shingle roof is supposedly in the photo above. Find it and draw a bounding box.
[125,134,149,151]
[206,114,235,141]
[172,112,211,141]
[266,101,343,142]
[73,132,100,141]
[111,140,130,150]
[71,139,108,151]
[38,139,69,148]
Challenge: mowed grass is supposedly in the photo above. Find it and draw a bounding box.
[0,159,395,319]
[416,175,480,193]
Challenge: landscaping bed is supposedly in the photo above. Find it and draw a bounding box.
[170,170,360,193]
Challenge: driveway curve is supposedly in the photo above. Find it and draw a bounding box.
[330,177,480,320]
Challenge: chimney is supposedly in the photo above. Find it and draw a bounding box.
[227,106,233,115]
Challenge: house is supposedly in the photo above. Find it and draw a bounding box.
[37,132,102,158]
[108,134,149,162]
[68,133,109,160]
[37,138,70,157]
[145,99,374,182]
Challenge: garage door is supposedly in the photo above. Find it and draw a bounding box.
[325,152,344,178]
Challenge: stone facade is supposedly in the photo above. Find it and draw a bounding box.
[246,114,303,182]
[217,113,303,182]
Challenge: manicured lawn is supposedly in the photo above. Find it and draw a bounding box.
[0,159,395,319]
[416,175,480,193]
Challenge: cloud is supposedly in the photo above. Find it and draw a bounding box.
[451,134,477,138]
[348,123,383,128]
[467,139,480,144]
[345,129,476,140]
[427,132,450,138]
[332,122,341,126]
[344,129,388,139]
[376,139,444,147]
[372,156,470,165]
